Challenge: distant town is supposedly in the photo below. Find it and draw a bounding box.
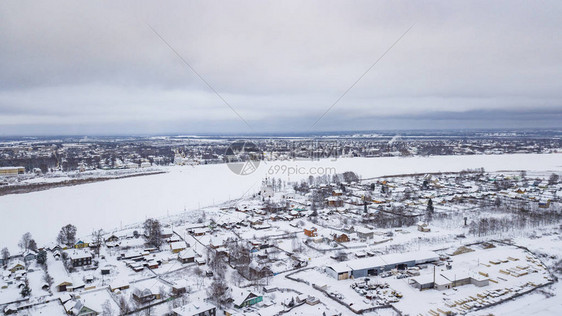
[0,130,560,195]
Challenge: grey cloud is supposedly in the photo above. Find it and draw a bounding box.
[0,0,561,135]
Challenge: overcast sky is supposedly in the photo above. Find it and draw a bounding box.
[1,1,561,135]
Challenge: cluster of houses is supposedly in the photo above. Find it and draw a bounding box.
[288,172,561,221]
[1,168,559,315]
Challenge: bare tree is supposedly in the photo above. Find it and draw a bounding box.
[118,296,130,314]
[231,269,244,287]
[19,232,33,251]
[193,266,204,289]
[143,218,163,248]
[101,299,114,316]
[93,229,104,257]
[207,249,227,278]
[158,286,167,300]
[334,251,348,262]
[57,224,77,247]
[207,277,230,308]
[342,171,359,183]
[1,247,10,265]
[292,237,303,253]
[20,280,31,297]
[229,242,250,266]
[549,173,559,185]
[42,270,54,289]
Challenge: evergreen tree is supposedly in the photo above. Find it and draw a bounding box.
[427,198,434,213]
[36,250,47,265]
[20,282,31,297]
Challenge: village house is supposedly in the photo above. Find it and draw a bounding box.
[192,228,207,236]
[105,234,119,243]
[538,199,551,208]
[57,280,73,292]
[145,259,159,269]
[333,233,350,243]
[233,290,263,308]
[172,280,189,295]
[8,261,25,273]
[161,228,174,239]
[327,196,344,207]
[132,288,160,304]
[417,222,431,232]
[109,281,130,292]
[22,250,37,263]
[354,227,374,240]
[304,227,318,237]
[249,261,273,279]
[178,249,197,263]
[68,250,92,267]
[172,302,216,316]
[332,189,343,196]
[0,166,25,175]
[170,241,188,253]
[63,299,99,316]
[100,266,111,275]
[74,240,89,249]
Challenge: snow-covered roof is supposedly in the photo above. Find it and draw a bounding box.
[170,241,187,250]
[173,279,189,289]
[110,279,129,290]
[8,260,25,270]
[67,250,92,260]
[232,290,254,307]
[0,166,24,170]
[354,227,373,234]
[328,250,439,273]
[178,249,196,259]
[172,302,216,315]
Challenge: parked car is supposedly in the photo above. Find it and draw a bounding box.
[380,271,392,278]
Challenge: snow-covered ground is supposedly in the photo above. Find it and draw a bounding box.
[0,153,559,251]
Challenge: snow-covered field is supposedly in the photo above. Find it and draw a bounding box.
[0,153,560,251]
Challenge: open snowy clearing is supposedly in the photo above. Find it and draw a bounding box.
[0,153,559,250]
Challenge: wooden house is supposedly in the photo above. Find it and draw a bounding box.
[57,281,73,292]
[170,241,188,254]
[333,234,350,243]
[304,227,318,237]
[172,280,188,295]
[69,251,92,267]
[327,197,344,207]
[74,240,89,249]
[233,290,263,308]
[178,249,196,263]
[132,288,160,304]
[105,234,119,243]
[8,261,25,273]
